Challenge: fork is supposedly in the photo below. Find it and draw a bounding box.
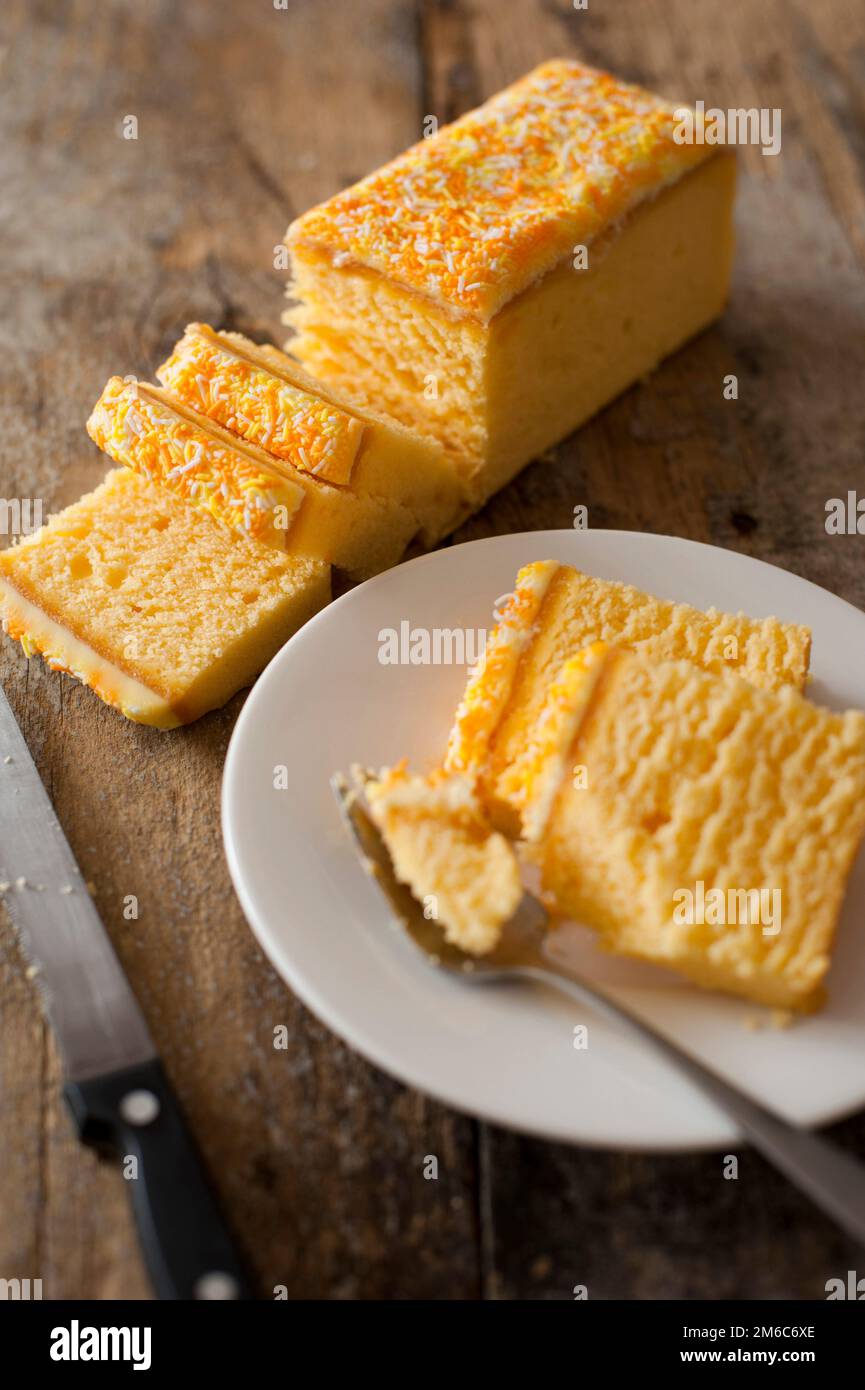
[332,770,865,1249]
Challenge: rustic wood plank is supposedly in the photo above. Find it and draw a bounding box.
[0,0,479,1300]
[2,0,865,1302]
[481,1117,865,1300]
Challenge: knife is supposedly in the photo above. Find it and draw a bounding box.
[0,683,254,1300]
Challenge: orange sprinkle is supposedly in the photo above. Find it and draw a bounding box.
[86,378,304,549]
[158,326,365,485]
[289,60,713,320]
[445,560,559,776]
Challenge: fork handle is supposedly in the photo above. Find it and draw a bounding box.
[529,951,865,1247]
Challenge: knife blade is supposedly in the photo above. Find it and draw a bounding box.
[0,685,155,1080]
[0,682,254,1300]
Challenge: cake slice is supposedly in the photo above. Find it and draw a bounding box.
[86,377,425,579]
[0,468,330,728]
[445,561,812,835]
[365,765,522,955]
[157,324,468,542]
[285,59,736,503]
[523,645,865,1010]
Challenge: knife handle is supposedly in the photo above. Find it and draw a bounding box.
[65,1059,256,1300]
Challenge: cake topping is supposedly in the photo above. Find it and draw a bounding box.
[157,325,366,485]
[289,59,714,320]
[87,377,305,546]
[445,560,558,776]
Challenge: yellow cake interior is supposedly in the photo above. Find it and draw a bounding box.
[526,645,865,1010]
[446,560,811,836]
[365,765,522,955]
[0,468,331,727]
[356,561,865,1012]
[370,636,865,1008]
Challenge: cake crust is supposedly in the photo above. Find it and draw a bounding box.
[157,324,366,485]
[287,59,717,322]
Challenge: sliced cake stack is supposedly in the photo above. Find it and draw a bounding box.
[0,320,461,727]
[1,58,741,726]
[93,327,468,570]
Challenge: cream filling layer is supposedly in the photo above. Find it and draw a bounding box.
[0,583,180,729]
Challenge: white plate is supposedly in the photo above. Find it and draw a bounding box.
[222,530,865,1151]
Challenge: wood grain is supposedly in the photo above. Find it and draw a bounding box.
[1,0,864,1300]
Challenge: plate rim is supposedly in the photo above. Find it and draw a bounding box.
[222,528,865,1152]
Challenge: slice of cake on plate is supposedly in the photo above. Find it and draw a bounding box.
[364,642,865,1008]
[521,644,865,1010]
[445,560,812,835]
[285,59,736,503]
[0,468,330,728]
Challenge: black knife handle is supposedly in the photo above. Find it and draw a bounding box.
[65,1058,256,1300]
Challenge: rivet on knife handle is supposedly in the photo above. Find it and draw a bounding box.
[64,1059,256,1301]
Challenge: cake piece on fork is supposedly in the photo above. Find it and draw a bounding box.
[365,764,522,956]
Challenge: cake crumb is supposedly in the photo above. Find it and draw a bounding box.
[742,1014,764,1032]
[771,1009,793,1030]
[14,876,27,890]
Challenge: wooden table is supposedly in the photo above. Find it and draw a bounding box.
[2,0,864,1300]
